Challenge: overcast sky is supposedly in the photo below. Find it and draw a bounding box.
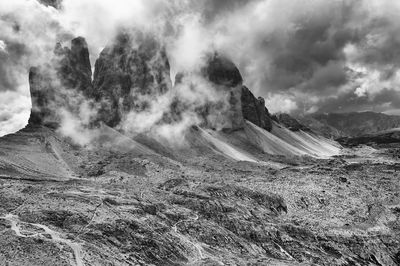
[1,0,400,136]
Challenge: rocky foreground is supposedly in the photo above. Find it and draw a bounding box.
[1,21,399,265]
[0,125,399,266]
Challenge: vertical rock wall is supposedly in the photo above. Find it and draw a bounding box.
[29,37,92,127]
[92,32,172,127]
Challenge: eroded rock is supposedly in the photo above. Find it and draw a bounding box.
[28,37,93,127]
[276,113,310,132]
[241,86,273,131]
[93,32,172,127]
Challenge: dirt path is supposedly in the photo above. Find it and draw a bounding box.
[0,214,84,266]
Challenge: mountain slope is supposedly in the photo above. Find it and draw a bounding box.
[0,121,399,265]
[7,30,400,265]
[244,121,340,158]
[337,127,400,146]
[299,112,400,137]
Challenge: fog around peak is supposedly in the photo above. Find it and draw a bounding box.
[2,0,400,136]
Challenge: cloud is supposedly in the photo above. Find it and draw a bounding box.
[0,40,6,52]
[0,91,31,137]
[264,93,298,114]
[355,87,367,97]
[120,73,235,146]
[2,0,400,138]
[195,0,400,115]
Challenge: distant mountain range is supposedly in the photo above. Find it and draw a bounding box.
[297,112,400,138]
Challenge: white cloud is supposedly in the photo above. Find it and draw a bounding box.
[0,91,30,137]
[3,0,400,138]
[265,94,298,114]
[0,40,6,52]
[354,87,367,97]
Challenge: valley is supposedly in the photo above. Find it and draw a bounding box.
[0,124,398,265]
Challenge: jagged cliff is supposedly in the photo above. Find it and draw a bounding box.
[92,32,172,127]
[3,30,400,266]
[241,86,273,131]
[28,34,275,134]
[29,37,93,127]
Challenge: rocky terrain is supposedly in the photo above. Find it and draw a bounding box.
[0,30,399,266]
[0,123,399,266]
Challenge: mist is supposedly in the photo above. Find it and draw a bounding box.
[2,0,400,139]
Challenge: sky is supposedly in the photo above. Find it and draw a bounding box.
[1,0,400,136]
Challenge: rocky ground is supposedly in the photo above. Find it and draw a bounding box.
[0,126,399,266]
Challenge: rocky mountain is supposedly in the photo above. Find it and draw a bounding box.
[92,32,172,127]
[337,128,400,147]
[26,32,344,160]
[2,32,400,266]
[299,112,400,138]
[241,86,273,131]
[198,53,245,131]
[295,115,343,139]
[272,113,309,132]
[29,37,93,127]
[28,34,279,136]
[38,0,62,9]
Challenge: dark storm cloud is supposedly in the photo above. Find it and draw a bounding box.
[346,16,400,82]
[2,0,400,138]
[240,1,363,95]
[315,88,400,114]
[207,0,400,114]
[267,13,358,94]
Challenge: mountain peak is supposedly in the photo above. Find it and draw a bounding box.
[205,53,243,87]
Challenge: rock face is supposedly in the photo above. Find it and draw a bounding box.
[203,54,274,132]
[29,34,276,134]
[201,53,274,132]
[241,86,273,131]
[295,115,342,138]
[198,54,245,131]
[29,32,172,129]
[29,37,92,127]
[37,0,62,9]
[276,113,309,131]
[92,32,172,127]
[56,37,93,96]
[205,54,243,87]
[28,67,55,126]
